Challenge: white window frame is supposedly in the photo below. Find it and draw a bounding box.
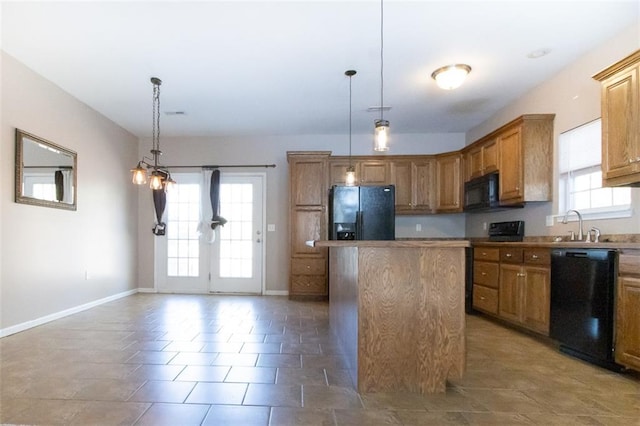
[556,118,632,222]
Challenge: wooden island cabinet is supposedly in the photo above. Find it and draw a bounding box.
[317,239,469,394]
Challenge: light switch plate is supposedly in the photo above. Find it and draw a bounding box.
[416,224,422,232]
[545,215,554,227]
[267,224,276,232]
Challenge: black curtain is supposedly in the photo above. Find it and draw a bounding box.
[54,170,64,202]
[152,188,166,235]
[210,169,227,229]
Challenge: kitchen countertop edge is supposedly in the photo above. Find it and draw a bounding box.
[313,240,471,248]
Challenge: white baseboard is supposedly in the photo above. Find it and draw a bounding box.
[137,287,157,293]
[0,289,138,338]
[264,290,289,296]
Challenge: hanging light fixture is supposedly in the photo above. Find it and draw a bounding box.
[345,70,357,186]
[374,0,389,152]
[130,77,174,191]
[431,64,472,90]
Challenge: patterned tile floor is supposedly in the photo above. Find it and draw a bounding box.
[1,294,638,425]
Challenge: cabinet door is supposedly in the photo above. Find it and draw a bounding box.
[413,160,434,211]
[522,265,550,335]
[498,126,524,203]
[616,276,640,370]
[483,140,498,174]
[291,208,325,256]
[360,161,389,185]
[601,67,640,183]
[329,161,359,186]
[499,264,521,323]
[435,153,462,212]
[291,159,327,206]
[390,160,413,211]
[466,146,483,181]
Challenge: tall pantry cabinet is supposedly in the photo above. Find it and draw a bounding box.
[287,152,330,299]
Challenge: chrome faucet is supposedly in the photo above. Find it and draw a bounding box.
[562,209,584,241]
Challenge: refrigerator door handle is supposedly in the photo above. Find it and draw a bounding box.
[356,211,363,240]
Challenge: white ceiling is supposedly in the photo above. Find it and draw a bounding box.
[2,1,639,139]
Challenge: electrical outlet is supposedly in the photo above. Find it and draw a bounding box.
[546,215,554,227]
[85,270,90,280]
[482,222,487,231]
[267,224,276,232]
[416,224,422,232]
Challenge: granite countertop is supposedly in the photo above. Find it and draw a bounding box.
[311,240,471,248]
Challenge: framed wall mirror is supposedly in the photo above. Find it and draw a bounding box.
[15,129,77,211]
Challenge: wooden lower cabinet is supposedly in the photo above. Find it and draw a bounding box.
[498,248,550,335]
[616,277,640,370]
[616,249,640,371]
[472,247,499,315]
[473,245,550,336]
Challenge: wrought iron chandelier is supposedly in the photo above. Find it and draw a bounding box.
[131,77,175,191]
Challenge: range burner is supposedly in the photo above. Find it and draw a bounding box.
[488,221,525,242]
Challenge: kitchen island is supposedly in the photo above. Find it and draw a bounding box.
[313,239,470,393]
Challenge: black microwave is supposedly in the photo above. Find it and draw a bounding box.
[463,172,500,212]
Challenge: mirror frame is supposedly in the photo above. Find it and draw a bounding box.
[15,129,77,211]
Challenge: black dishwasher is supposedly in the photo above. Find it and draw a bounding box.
[550,248,621,370]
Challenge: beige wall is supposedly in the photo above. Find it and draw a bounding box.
[465,23,640,238]
[136,133,466,293]
[0,52,139,333]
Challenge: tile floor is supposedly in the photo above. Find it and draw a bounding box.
[1,294,639,425]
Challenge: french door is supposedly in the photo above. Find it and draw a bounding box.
[155,172,264,294]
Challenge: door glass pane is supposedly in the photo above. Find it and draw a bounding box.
[219,183,253,278]
[167,183,200,277]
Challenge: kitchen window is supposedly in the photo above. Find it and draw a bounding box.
[558,119,631,219]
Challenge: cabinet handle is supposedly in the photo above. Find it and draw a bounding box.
[481,272,487,276]
[517,273,526,277]
[481,252,487,256]
[531,254,539,260]
[505,253,512,258]
[480,296,486,300]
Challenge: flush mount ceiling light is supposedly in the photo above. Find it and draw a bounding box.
[373,0,390,152]
[345,70,357,186]
[131,77,174,192]
[431,64,472,90]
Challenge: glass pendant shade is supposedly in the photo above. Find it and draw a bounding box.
[149,172,164,190]
[374,119,390,151]
[345,166,356,186]
[132,163,147,185]
[164,175,176,192]
[431,64,471,90]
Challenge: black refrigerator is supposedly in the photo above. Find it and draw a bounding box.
[329,185,395,240]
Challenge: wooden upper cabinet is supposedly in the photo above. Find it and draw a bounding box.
[498,125,524,203]
[360,160,390,185]
[390,160,413,211]
[289,153,329,206]
[593,50,640,187]
[329,160,359,187]
[389,158,434,214]
[496,115,554,205]
[435,152,462,213]
[483,140,498,175]
[465,139,498,182]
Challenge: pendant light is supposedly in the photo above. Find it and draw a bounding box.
[373,0,389,152]
[130,77,174,191]
[345,70,357,186]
